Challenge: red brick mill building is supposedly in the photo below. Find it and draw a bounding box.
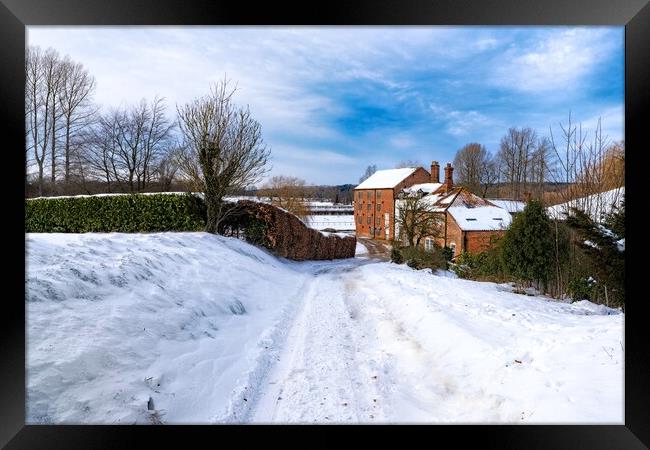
[354,166,431,240]
[354,161,513,257]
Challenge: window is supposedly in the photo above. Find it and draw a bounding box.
[377,204,381,211]
[367,204,371,211]
[425,238,434,252]
[367,217,371,224]
[367,191,371,199]
[377,191,382,199]
[376,218,381,226]
[358,191,362,201]
[357,216,362,224]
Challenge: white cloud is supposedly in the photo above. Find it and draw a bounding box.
[429,104,496,138]
[388,133,417,149]
[491,28,619,93]
[547,105,624,146]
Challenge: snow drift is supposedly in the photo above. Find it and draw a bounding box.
[26,232,309,424]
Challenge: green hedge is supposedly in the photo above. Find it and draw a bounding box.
[26,193,207,233]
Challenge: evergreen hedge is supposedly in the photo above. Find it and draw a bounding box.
[26,193,207,233]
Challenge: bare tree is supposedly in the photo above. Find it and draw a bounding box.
[548,113,622,219]
[452,143,488,194]
[82,113,120,192]
[26,46,44,173]
[452,143,500,197]
[136,97,175,191]
[176,78,271,233]
[258,175,311,220]
[88,98,175,192]
[26,47,61,196]
[26,46,98,195]
[395,193,444,248]
[480,157,500,198]
[48,55,66,186]
[601,140,625,190]
[153,146,182,191]
[497,127,537,200]
[527,136,551,200]
[359,164,377,184]
[58,56,97,183]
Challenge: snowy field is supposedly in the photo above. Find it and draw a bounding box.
[26,233,623,424]
[305,215,355,231]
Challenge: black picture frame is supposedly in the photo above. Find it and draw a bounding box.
[1,0,647,447]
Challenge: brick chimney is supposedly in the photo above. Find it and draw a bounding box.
[430,161,440,184]
[444,162,454,191]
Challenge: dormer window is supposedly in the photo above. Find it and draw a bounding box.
[466,218,477,221]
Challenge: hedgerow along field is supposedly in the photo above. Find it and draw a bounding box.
[25,193,207,233]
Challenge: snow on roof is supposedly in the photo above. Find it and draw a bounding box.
[486,199,526,213]
[402,183,443,194]
[448,205,512,231]
[355,168,418,190]
[438,194,456,204]
[547,187,624,221]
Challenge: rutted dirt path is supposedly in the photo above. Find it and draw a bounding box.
[356,237,391,261]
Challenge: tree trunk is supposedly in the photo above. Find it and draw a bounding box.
[51,98,57,185]
[205,196,220,234]
[38,165,44,197]
[64,116,71,182]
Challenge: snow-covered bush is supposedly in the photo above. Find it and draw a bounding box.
[567,275,598,302]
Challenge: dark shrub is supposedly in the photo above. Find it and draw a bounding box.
[26,193,206,233]
[390,246,404,264]
[400,245,446,271]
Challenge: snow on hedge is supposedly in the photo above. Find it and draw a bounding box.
[26,232,308,424]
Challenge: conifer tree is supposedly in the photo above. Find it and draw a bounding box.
[501,200,554,290]
[565,201,624,307]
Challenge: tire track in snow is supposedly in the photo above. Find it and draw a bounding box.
[246,257,508,423]
[247,260,384,423]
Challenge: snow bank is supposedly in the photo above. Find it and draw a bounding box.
[306,215,355,231]
[355,242,369,256]
[547,187,624,221]
[349,263,624,423]
[26,232,308,424]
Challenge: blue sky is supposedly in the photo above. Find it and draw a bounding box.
[28,26,624,186]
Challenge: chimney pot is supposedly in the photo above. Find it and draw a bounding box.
[444,163,454,191]
[430,160,440,184]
